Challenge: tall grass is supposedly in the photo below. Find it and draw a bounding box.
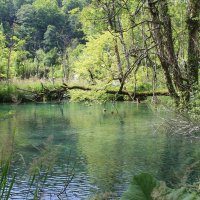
[0,132,76,199]
[0,79,63,103]
[0,133,55,199]
[0,132,16,200]
[0,84,17,103]
[0,161,16,200]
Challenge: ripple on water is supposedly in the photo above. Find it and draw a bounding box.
[1,103,200,199]
[10,172,99,200]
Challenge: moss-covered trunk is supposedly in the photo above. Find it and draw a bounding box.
[187,0,200,87]
[148,0,199,108]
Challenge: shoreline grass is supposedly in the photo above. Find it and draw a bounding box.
[0,79,63,103]
[0,78,169,104]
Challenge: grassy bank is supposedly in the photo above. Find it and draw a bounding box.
[0,79,64,103]
[0,79,169,104]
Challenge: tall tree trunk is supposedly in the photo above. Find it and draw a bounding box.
[148,0,179,103]
[62,49,68,83]
[159,0,184,91]
[114,37,124,91]
[51,65,55,85]
[187,0,200,86]
[6,47,12,81]
[35,55,40,78]
[102,0,125,92]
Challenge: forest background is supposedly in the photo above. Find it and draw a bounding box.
[0,0,199,109]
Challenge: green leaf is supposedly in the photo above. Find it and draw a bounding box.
[120,173,157,200]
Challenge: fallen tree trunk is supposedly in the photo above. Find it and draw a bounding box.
[62,83,169,101]
[14,83,169,103]
[17,84,69,103]
[61,85,91,91]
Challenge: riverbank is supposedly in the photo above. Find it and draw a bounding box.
[0,80,64,103]
[0,79,169,103]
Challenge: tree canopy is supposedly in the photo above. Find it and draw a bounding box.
[0,0,199,106]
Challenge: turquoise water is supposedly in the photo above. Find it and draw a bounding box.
[0,102,200,199]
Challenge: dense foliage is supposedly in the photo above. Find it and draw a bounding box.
[0,0,199,106]
[0,0,88,81]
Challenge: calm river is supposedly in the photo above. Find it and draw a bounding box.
[0,102,199,199]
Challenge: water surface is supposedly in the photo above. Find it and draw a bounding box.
[0,102,199,199]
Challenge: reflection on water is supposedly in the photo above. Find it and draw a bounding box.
[0,102,200,199]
